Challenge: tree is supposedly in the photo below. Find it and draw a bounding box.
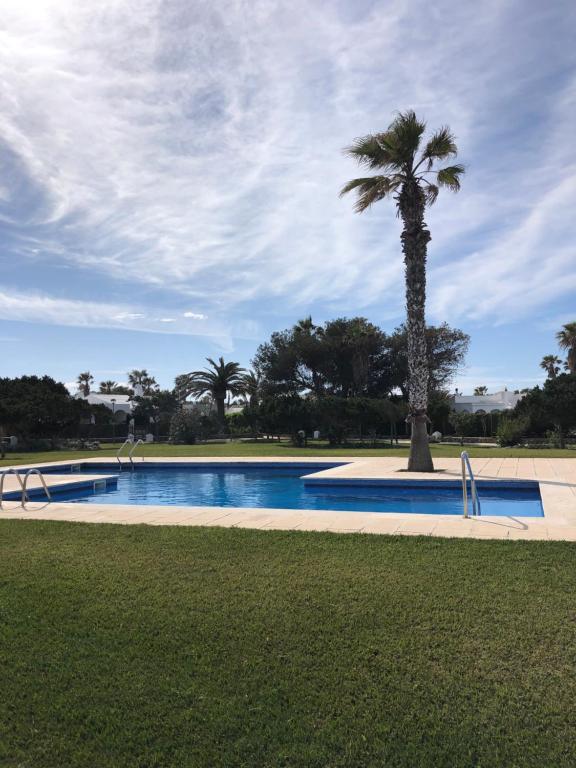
[385,323,469,397]
[132,389,179,435]
[77,371,93,397]
[474,386,488,396]
[99,380,118,394]
[540,355,562,379]
[514,374,576,447]
[341,110,464,471]
[557,323,576,374]
[127,369,158,395]
[539,374,576,448]
[176,357,246,424]
[242,370,262,407]
[448,411,477,443]
[254,317,468,402]
[254,317,392,398]
[0,376,87,438]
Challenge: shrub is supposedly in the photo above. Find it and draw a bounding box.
[497,416,529,447]
[169,407,222,443]
[226,412,252,437]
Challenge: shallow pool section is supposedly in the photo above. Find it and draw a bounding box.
[39,463,544,517]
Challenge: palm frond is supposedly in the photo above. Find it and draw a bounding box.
[340,176,400,213]
[343,135,399,171]
[388,110,426,164]
[421,126,457,169]
[436,164,465,191]
[339,176,385,197]
[424,183,439,205]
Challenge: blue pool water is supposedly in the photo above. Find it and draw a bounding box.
[35,463,544,517]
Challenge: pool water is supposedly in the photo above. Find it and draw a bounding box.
[45,464,544,517]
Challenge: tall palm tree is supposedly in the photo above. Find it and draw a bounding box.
[127,369,158,395]
[177,357,246,424]
[341,110,464,471]
[557,323,576,374]
[77,371,93,397]
[474,386,488,396]
[99,380,118,394]
[540,355,562,380]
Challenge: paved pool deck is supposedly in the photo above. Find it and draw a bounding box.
[1,456,575,541]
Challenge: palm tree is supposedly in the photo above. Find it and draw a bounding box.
[77,371,93,397]
[242,370,262,407]
[474,386,488,396]
[99,380,118,394]
[540,355,562,380]
[127,369,158,395]
[341,110,464,471]
[177,357,246,423]
[557,323,576,374]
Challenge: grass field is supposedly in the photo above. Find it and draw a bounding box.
[2,440,576,467]
[1,521,576,767]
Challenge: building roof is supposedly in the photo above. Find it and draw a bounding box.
[76,392,133,409]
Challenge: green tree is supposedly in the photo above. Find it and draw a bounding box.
[341,111,464,471]
[474,386,488,396]
[255,317,392,398]
[99,380,118,394]
[254,318,467,403]
[176,358,246,425]
[540,355,562,379]
[242,370,262,407]
[0,376,86,439]
[76,371,93,397]
[385,323,469,397]
[448,411,477,443]
[557,323,576,374]
[514,374,576,447]
[132,390,179,435]
[127,370,158,395]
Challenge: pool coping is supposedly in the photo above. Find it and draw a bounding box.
[1,456,575,541]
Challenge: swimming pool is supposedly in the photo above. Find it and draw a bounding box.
[29,463,544,517]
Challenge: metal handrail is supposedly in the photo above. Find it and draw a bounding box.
[128,439,144,464]
[461,451,481,518]
[0,468,26,508]
[22,469,52,505]
[116,438,134,469]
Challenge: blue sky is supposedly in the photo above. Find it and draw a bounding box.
[0,0,575,394]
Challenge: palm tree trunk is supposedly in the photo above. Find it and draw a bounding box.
[399,182,434,472]
[215,397,226,427]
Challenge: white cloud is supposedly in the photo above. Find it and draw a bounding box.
[183,311,206,320]
[0,0,574,326]
[0,286,228,338]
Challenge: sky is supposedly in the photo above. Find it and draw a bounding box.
[0,0,575,395]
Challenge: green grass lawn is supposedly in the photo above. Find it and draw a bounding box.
[2,521,576,767]
[2,440,576,467]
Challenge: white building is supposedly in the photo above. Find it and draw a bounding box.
[75,392,133,421]
[452,389,524,414]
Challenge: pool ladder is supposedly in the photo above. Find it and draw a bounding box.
[0,468,52,508]
[461,451,481,518]
[116,439,145,471]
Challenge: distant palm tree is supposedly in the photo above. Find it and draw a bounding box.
[473,386,488,396]
[177,357,246,423]
[242,370,262,407]
[77,371,94,397]
[540,355,563,380]
[99,380,118,394]
[557,323,576,374]
[341,110,464,471]
[127,369,158,395]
